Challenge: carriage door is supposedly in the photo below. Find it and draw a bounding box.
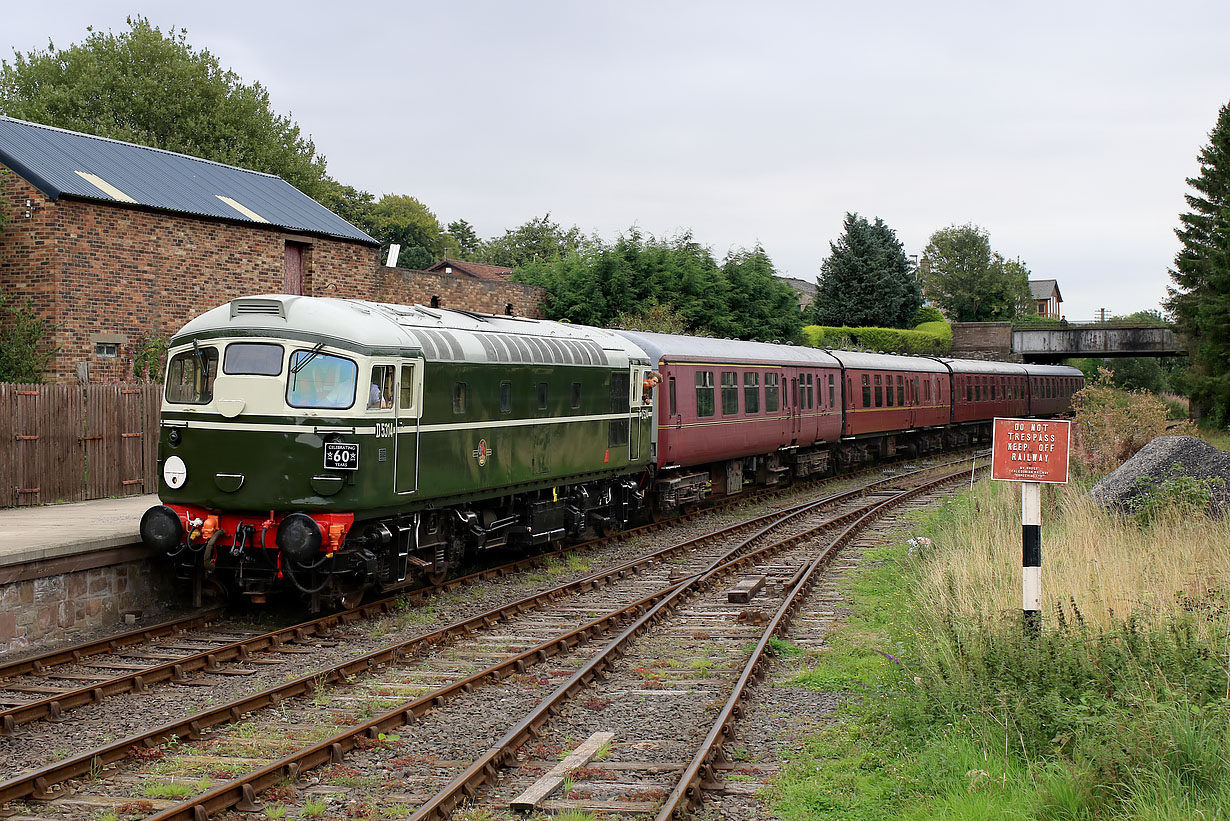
[790,374,802,440]
[395,361,422,494]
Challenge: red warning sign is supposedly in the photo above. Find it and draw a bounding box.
[991,418,1071,484]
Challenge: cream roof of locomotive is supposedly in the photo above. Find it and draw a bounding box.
[171,295,650,367]
[611,330,842,368]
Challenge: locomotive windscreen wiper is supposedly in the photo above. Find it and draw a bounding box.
[288,342,325,391]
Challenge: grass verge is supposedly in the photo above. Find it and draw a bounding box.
[768,478,1230,820]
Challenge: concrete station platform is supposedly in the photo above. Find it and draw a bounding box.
[0,495,156,574]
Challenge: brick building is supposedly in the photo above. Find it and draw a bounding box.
[0,116,545,384]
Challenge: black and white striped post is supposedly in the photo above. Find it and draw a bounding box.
[991,418,1071,637]
[1021,482,1042,634]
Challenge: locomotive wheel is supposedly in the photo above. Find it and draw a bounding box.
[426,570,448,587]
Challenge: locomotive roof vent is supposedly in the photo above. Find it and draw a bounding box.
[230,297,286,319]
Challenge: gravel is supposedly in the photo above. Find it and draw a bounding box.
[1090,435,1230,516]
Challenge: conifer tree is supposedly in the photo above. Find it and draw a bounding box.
[814,213,920,328]
[1167,100,1230,424]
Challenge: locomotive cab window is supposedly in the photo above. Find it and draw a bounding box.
[165,347,218,404]
[400,365,416,410]
[287,350,357,410]
[224,342,283,376]
[367,365,394,409]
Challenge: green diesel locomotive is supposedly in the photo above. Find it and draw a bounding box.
[139,295,654,608]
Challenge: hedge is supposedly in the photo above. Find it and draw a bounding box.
[802,322,952,355]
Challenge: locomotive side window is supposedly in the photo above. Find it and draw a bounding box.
[501,381,512,414]
[286,350,356,410]
[452,382,467,414]
[744,372,760,414]
[537,381,549,410]
[861,374,871,408]
[696,371,715,417]
[571,382,582,410]
[765,373,780,412]
[610,373,630,446]
[165,347,218,404]
[224,342,283,375]
[400,365,415,410]
[721,371,738,415]
[367,365,394,409]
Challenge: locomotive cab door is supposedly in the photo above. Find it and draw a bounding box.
[395,361,422,494]
[629,366,648,462]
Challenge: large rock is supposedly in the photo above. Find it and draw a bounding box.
[1090,435,1230,516]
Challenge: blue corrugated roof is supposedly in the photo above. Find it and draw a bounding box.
[0,116,377,245]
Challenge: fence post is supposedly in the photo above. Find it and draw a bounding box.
[1022,481,1041,634]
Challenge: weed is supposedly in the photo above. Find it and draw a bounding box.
[263,806,286,819]
[302,797,328,818]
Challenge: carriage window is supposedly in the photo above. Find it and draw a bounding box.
[924,378,931,402]
[874,375,883,408]
[721,371,738,415]
[975,380,981,402]
[571,382,582,409]
[829,374,835,408]
[744,372,760,414]
[696,371,715,417]
[765,373,780,412]
[862,374,871,408]
[806,374,814,409]
[452,382,467,414]
[896,375,905,407]
[400,365,415,410]
[224,342,283,375]
[166,347,218,404]
[885,374,894,407]
[669,378,677,416]
[287,350,357,410]
[368,365,394,409]
[501,381,512,414]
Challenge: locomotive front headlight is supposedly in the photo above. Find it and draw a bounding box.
[168,428,182,446]
[141,505,184,551]
[276,513,323,564]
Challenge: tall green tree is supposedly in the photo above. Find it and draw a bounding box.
[814,213,921,328]
[446,219,481,260]
[920,224,1030,321]
[0,288,56,382]
[723,245,803,342]
[1167,100,1230,423]
[481,214,586,268]
[368,194,454,269]
[0,17,332,199]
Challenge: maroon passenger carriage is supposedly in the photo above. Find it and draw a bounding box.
[612,332,843,509]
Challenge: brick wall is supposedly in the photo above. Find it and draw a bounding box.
[364,267,546,318]
[0,163,61,359]
[951,322,1014,361]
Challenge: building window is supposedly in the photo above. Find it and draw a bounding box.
[430,296,440,308]
[95,342,120,358]
[505,303,514,316]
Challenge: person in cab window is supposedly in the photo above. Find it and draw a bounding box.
[642,371,662,402]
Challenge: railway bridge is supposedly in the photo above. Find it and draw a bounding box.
[1013,323,1186,363]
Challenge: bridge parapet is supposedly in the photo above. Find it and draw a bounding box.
[1012,324,1185,362]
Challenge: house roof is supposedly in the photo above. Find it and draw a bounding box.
[425,259,515,281]
[0,115,377,245]
[1029,279,1062,302]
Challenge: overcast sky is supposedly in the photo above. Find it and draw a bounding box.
[6,1,1229,321]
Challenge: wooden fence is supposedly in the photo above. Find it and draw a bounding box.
[0,383,161,507]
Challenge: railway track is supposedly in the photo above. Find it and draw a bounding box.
[0,455,980,820]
